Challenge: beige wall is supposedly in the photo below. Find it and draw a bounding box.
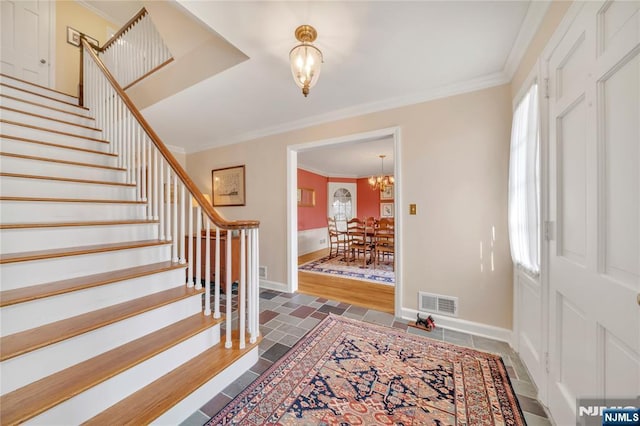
[187,84,514,329]
[511,1,572,96]
[55,1,116,95]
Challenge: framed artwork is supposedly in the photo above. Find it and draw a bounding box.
[380,184,394,200]
[67,27,99,48]
[297,188,315,207]
[380,202,394,218]
[212,165,246,206]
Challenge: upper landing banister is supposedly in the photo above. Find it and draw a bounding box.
[81,39,259,230]
[99,8,148,53]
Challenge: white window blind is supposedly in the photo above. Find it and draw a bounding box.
[508,83,540,274]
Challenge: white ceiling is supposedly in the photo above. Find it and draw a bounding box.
[84,1,546,173]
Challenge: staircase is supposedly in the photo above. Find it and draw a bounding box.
[0,73,259,424]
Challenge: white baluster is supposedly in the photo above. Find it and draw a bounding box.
[165,167,172,241]
[239,229,246,349]
[180,184,186,264]
[214,226,221,319]
[205,220,211,316]
[195,208,202,290]
[172,174,178,260]
[158,156,164,239]
[187,197,193,287]
[225,230,232,349]
[253,229,260,343]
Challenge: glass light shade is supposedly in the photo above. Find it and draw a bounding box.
[290,43,323,97]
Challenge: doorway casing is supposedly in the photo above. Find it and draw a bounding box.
[286,127,402,315]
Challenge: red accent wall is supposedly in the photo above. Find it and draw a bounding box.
[357,178,381,218]
[297,169,328,231]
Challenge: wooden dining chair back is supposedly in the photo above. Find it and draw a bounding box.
[346,218,372,267]
[374,217,395,270]
[327,217,348,258]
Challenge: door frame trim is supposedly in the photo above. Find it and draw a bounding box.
[286,126,403,315]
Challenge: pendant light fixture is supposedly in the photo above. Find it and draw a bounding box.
[289,25,323,97]
[369,155,395,191]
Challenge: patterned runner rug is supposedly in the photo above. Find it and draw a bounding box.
[207,315,525,425]
[298,255,395,285]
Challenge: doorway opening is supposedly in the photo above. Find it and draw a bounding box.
[286,127,401,315]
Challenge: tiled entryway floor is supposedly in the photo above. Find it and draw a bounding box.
[182,290,552,425]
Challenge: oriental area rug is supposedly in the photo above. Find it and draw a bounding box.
[298,255,395,285]
[206,315,525,426]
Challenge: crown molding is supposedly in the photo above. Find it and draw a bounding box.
[188,71,508,153]
[297,165,360,180]
[503,0,551,80]
[74,0,125,26]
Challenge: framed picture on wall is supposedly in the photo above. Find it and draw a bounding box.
[212,165,246,206]
[380,184,394,200]
[380,202,394,218]
[66,27,99,48]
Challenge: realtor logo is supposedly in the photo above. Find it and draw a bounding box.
[577,398,640,426]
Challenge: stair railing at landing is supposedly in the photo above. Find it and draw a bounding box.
[81,38,260,350]
[78,8,173,103]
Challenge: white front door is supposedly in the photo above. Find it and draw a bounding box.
[546,1,640,424]
[0,0,51,86]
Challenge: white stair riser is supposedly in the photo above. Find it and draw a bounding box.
[0,223,158,254]
[0,155,125,181]
[0,295,205,397]
[0,137,117,166]
[0,85,84,114]
[0,200,146,224]
[0,75,78,104]
[0,244,171,289]
[156,347,259,425]
[0,96,95,127]
[25,325,219,425]
[1,108,104,139]
[0,122,110,152]
[0,177,137,202]
[1,267,185,337]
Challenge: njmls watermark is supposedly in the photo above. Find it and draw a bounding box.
[577,398,640,426]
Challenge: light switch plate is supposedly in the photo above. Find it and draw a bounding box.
[409,204,417,215]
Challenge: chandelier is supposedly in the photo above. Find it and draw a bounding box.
[289,25,323,97]
[369,155,394,191]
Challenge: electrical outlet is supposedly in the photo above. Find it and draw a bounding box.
[320,238,326,244]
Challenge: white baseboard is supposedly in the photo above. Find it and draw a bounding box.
[259,279,288,292]
[401,307,513,345]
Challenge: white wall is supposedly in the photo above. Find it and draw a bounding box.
[186,83,514,330]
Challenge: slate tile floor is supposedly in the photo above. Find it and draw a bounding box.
[182,290,553,425]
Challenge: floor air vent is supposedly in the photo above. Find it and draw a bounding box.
[418,291,458,317]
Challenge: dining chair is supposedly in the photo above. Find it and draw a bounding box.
[374,217,394,270]
[327,217,348,258]
[347,218,374,267]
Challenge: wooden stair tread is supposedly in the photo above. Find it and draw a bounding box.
[0,152,124,170]
[0,172,135,187]
[0,120,108,143]
[0,313,221,426]
[0,219,158,230]
[0,260,182,307]
[0,106,101,131]
[0,134,116,157]
[85,334,261,425]
[0,82,86,110]
[0,239,170,264]
[0,285,203,362]
[0,73,80,100]
[0,94,95,120]
[0,196,144,205]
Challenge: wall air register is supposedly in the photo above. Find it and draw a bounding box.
[418,291,458,317]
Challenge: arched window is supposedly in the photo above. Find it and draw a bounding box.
[331,188,353,221]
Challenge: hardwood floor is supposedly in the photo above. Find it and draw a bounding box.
[297,248,394,314]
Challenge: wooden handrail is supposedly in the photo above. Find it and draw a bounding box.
[99,8,148,53]
[81,39,259,230]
